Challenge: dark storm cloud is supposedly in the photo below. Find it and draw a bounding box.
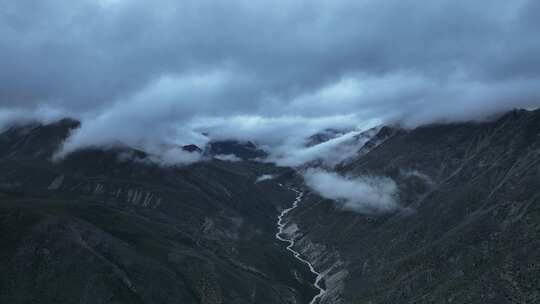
[1,0,540,162]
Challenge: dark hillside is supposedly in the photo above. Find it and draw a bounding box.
[288,109,540,303]
[0,120,317,304]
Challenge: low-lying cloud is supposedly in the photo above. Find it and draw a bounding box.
[116,148,202,166]
[303,169,399,214]
[271,127,381,167]
[214,154,242,162]
[255,174,275,183]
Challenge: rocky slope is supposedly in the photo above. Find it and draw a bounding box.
[0,120,318,304]
[288,109,540,303]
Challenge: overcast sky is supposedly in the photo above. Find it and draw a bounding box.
[1,0,540,157]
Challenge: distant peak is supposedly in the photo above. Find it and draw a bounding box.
[182,144,202,153]
[204,139,267,160]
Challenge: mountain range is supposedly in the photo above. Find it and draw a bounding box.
[1,109,539,303]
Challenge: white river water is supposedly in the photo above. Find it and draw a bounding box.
[275,188,326,304]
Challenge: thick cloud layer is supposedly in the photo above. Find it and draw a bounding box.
[1,0,540,160]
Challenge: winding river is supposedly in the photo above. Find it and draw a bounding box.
[275,188,326,304]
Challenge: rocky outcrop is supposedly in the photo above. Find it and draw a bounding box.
[293,235,349,304]
[281,215,349,304]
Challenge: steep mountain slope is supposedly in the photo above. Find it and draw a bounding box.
[0,120,318,304]
[287,109,540,303]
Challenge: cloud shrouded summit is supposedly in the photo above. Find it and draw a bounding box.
[1,0,540,159]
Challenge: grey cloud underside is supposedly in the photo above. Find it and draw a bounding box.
[1,0,540,155]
